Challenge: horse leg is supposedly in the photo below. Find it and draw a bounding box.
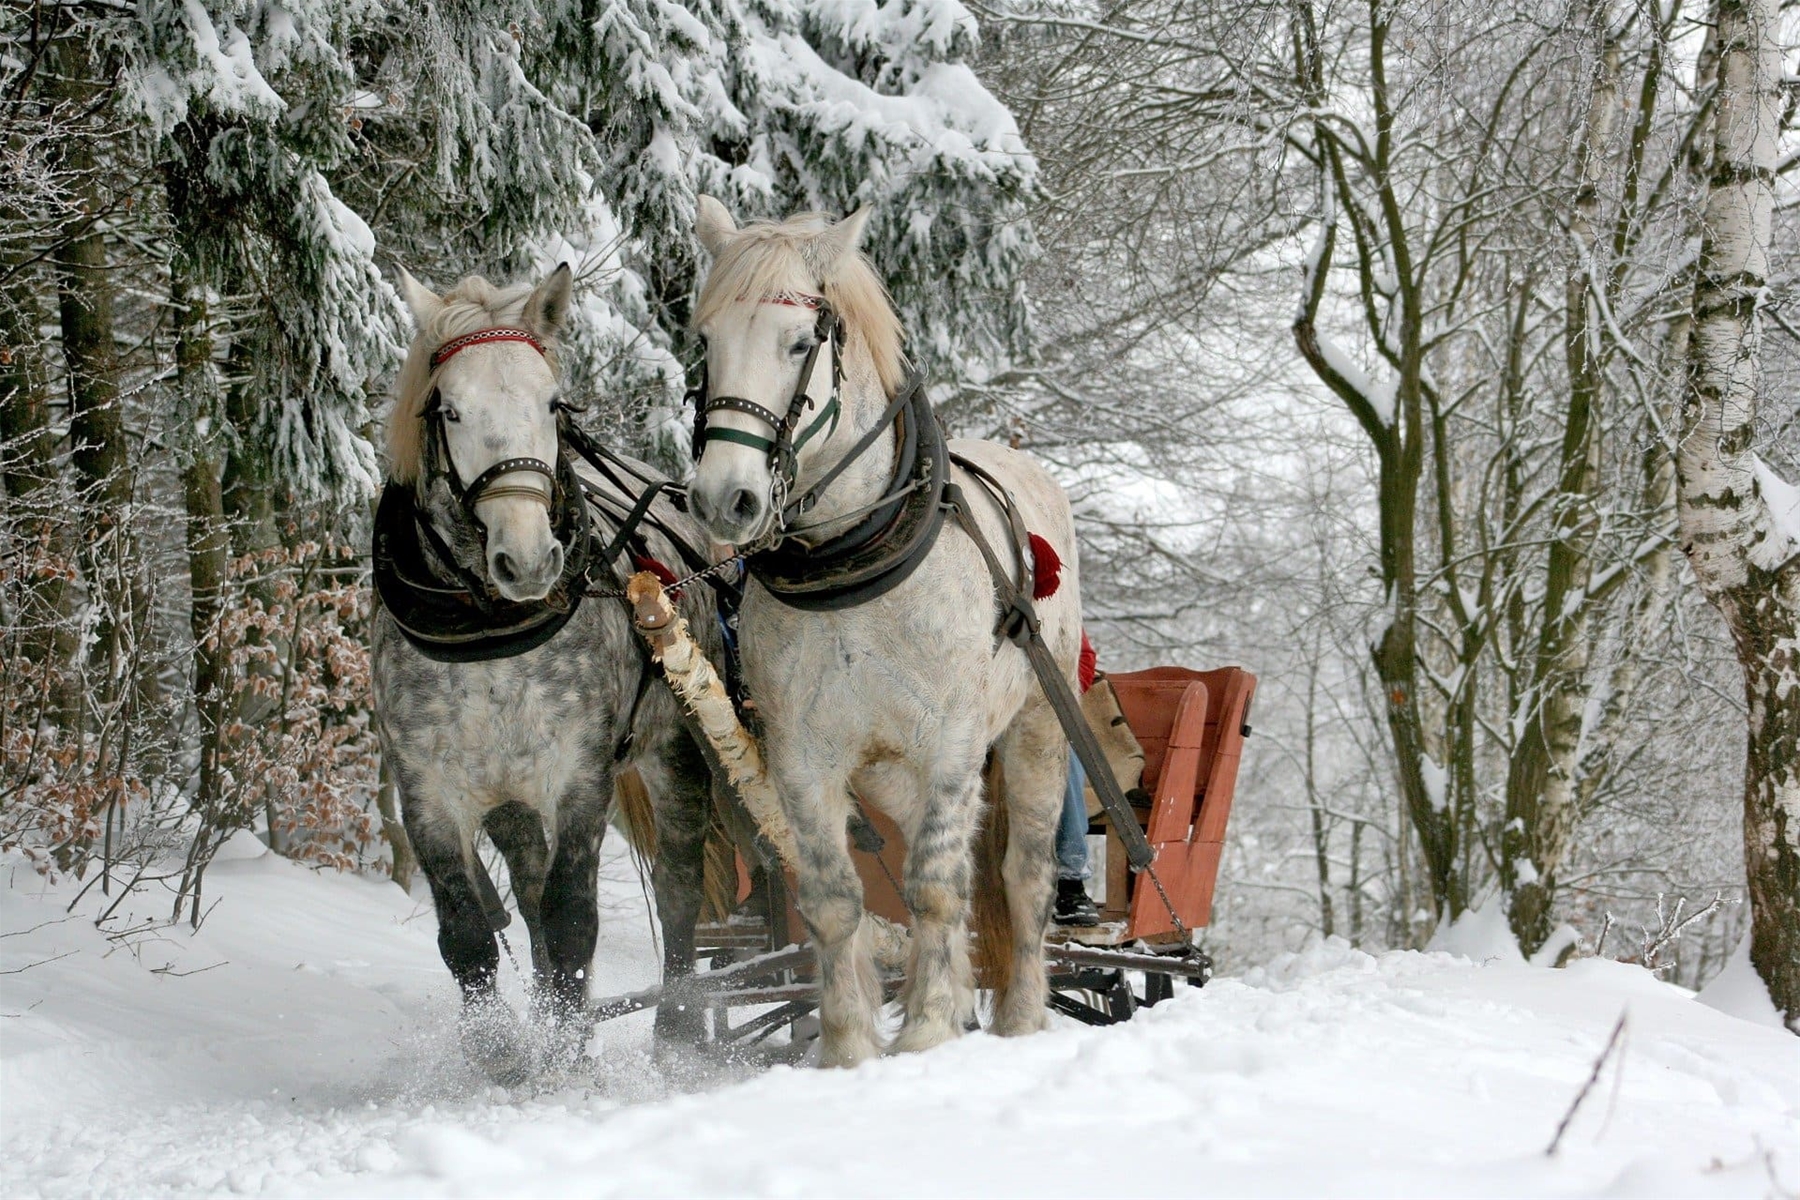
[891,761,982,1054]
[639,732,711,1047]
[538,783,607,1025]
[482,802,551,995]
[403,798,531,1083]
[784,774,883,1067]
[989,706,1064,1036]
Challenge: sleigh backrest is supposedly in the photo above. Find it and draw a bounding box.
[1103,666,1257,934]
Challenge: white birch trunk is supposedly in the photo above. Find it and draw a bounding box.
[1676,0,1799,1033]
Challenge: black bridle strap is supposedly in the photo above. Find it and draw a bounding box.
[781,368,921,526]
[692,303,840,476]
[460,456,556,516]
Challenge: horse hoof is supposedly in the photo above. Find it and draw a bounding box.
[460,999,533,1086]
[653,999,707,1047]
[816,1033,883,1068]
[889,1019,961,1055]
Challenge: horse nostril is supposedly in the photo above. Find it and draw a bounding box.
[729,488,760,521]
[492,551,519,585]
[544,544,563,579]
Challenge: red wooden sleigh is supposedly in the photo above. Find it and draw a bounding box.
[596,663,1257,1043]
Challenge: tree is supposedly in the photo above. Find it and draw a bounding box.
[978,0,1742,958]
[1676,0,1798,1032]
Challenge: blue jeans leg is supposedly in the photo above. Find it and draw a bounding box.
[1055,748,1091,882]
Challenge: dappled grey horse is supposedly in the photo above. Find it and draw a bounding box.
[372,264,724,1082]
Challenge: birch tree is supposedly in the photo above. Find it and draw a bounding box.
[1676,0,1798,1031]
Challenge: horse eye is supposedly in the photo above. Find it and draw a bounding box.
[789,339,814,357]
[442,406,461,423]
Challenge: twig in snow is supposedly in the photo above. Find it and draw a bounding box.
[1594,911,1614,958]
[0,916,78,939]
[1546,1011,1629,1156]
[0,949,76,974]
[1639,892,1727,975]
[149,959,227,978]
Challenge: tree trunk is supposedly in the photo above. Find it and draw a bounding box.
[0,262,78,704]
[172,266,231,831]
[47,36,150,746]
[1503,24,1618,955]
[1676,0,1798,1033]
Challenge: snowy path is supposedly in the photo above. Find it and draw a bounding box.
[3,842,1795,1199]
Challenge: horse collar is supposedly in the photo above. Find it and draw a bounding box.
[745,373,949,611]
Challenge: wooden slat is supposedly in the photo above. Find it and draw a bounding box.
[1144,682,1208,844]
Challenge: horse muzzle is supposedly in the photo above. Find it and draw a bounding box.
[688,477,772,547]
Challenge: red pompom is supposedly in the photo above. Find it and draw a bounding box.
[1028,532,1061,600]
[632,554,682,598]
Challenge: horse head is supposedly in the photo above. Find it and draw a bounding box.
[687,197,905,546]
[390,263,575,603]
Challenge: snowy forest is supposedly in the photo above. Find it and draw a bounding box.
[2,0,1798,1195]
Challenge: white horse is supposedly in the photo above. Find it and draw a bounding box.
[684,199,1081,1065]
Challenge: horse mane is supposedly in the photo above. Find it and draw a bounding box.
[385,275,562,487]
[693,213,907,398]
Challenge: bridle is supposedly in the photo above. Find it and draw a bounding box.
[421,326,580,531]
[688,292,844,530]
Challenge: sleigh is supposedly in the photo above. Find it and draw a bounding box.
[590,606,1257,1049]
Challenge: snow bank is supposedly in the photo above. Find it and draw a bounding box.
[3,856,1795,1199]
[1697,934,1788,1031]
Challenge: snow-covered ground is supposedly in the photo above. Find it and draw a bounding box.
[3,838,1795,1199]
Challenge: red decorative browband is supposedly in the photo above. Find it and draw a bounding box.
[430,327,547,370]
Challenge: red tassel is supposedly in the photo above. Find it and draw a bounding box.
[1028,532,1061,600]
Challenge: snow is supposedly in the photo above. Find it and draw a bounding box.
[1420,752,1448,812]
[1314,332,1395,425]
[4,850,1796,1199]
[1698,934,1789,1032]
[1428,894,1525,965]
[1751,454,1800,560]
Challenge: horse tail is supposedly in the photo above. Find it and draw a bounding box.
[611,765,658,879]
[971,750,1015,1003]
[700,817,740,922]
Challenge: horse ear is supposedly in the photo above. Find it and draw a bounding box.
[396,266,443,331]
[695,195,738,256]
[811,206,873,275]
[523,263,574,337]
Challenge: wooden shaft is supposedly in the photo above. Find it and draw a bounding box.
[624,572,908,968]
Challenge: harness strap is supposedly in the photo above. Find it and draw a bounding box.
[562,422,719,580]
[590,478,674,577]
[940,480,1159,878]
[781,368,922,526]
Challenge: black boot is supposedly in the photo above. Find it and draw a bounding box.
[1053,877,1100,927]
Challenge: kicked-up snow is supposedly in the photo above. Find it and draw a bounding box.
[2,839,1794,1199]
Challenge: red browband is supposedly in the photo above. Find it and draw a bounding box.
[430,327,547,370]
